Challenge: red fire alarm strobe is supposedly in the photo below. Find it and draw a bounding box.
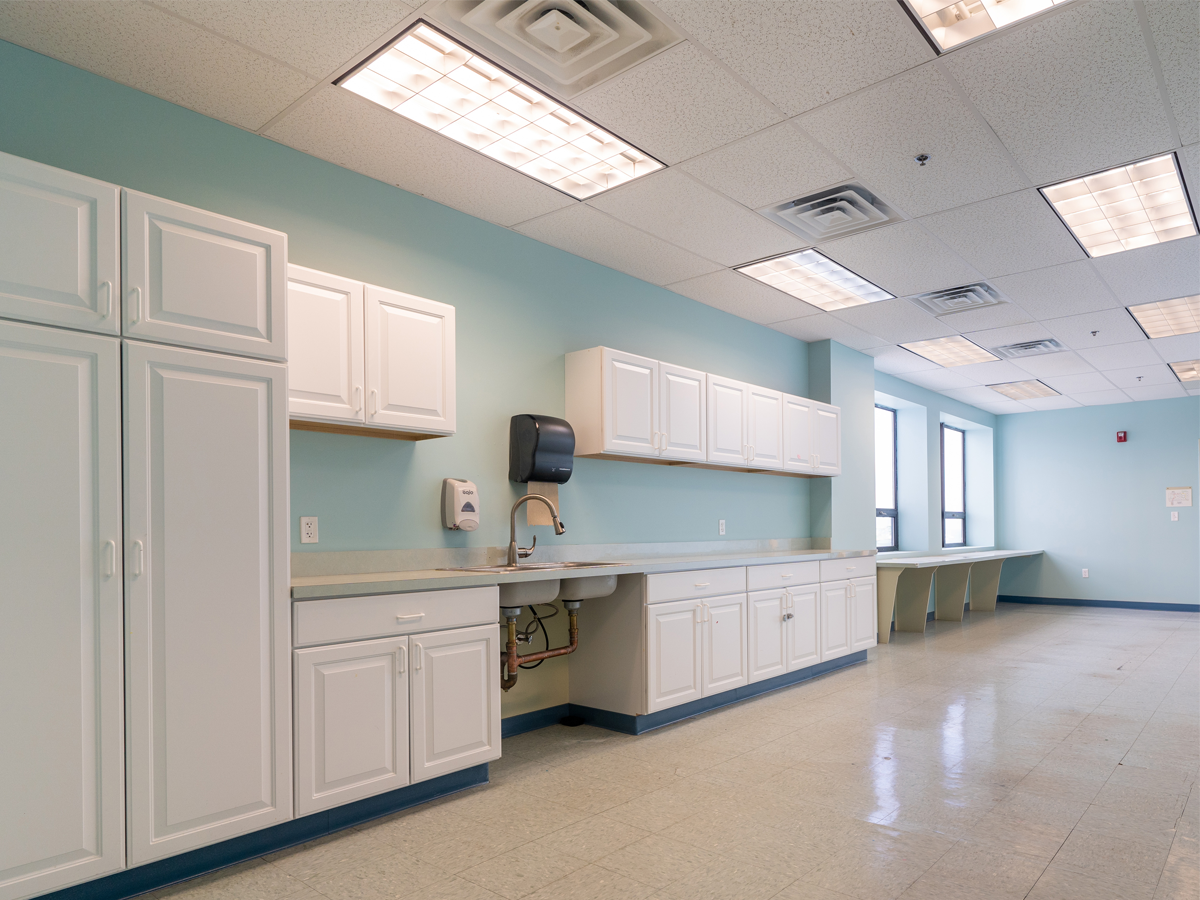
[1117,431,1127,442]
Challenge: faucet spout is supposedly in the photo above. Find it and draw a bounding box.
[508,494,566,566]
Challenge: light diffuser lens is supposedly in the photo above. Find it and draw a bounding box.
[900,336,998,367]
[1170,359,1200,382]
[1042,154,1197,257]
[340,23,663,199]
[905,0,1071,51]
[1127,295,1200,339]
[736,249,894,312]
[988,380,1060,400]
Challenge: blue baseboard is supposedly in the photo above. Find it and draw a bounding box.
[999,595,1200,613]
[501,704,571,737]
[41,765,488,900]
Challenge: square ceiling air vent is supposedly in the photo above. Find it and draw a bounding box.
[426,0,683,97]
[990,339,1067,359]
[758,184,902,243]
[908,282,1007,317]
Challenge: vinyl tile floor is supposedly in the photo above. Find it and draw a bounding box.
[151,603,1199,900]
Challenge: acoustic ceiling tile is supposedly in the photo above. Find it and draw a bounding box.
[942,385,1014,407]
[1043,372,1116,394]
[1144,0,1200,146]
[943,1,1174,184]
[1124,383,1188,401]
[831,298,955,344]
[678,122,852,209]
[655,0,932,117]
[1181,144,1200,198]
[800,63,1027,218]
[1071,389,1132,406]
[513,204,721,286]
[920,190,1086,278]
[1077,341,1162,371]
[1009,351,1096,379]
[950,360,1033,386]
[573,41,780,165]
[588,169,803,267]
[1102,364,1179,389]
[970,398,1033,415]
[991,261,1121,320]
[769,313,887,351]
[1021,395,1083,411]
[1090,236,1200,307]
[899,368,978,392]
[932,302,1033,334]
[667,269,819,325]
[868,346,940,376]
[1150,333,1200,364]
[1043,308,1149,350]
[962,322,1057,350]
[820,221,982,298]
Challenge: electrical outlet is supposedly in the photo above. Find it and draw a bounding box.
[1172,511,1179,521]
[300,517,318,544]
[1082,568,1089,578]
[718,519,726,536]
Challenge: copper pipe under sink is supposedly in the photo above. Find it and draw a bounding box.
[500,603,580,692]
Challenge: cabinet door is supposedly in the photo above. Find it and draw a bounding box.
[785,584,821,671]
[294,638,409,816]
[706,375,747,466]
[746,385,783,469]
[602,348,657,457]
[0,322,124,898]
[410,625,500,783]
[820,581,851,662]
[812,403,841,476]
[850,577,878,652]
[287,265,364,425]
[646,598,702,713]
[782,394,815,473]
[703,594,748,696]
[0,151,120,335]
[124,341,290,864]
[123,190,286,361]
[365,285,455,435]
[658,362,705,461]
[747,590,787,684]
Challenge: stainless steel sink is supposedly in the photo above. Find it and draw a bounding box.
[442,561,626,574]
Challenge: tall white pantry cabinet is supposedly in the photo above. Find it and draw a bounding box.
[0,150,290,900]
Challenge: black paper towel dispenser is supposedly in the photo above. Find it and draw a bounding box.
[509,415,574,484]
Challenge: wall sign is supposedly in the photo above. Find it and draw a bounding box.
[1166,487,1192,507]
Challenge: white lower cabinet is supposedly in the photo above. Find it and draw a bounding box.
[786,584,822,670]
[820,581,852,662]
[701,594,748,696]
[294,638,410,817]
[850,576,879,652]
[647,594,747,713]
[749,583,821,684]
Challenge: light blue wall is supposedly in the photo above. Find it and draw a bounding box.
[996,397,1200,605]
[0,39,814,553]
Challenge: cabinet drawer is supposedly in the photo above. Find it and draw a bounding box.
[646,567,745,603]
[294,586,498,647]
[820,558,875,582]
[746,561,820,591]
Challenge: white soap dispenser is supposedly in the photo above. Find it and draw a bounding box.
[442,478,479,531]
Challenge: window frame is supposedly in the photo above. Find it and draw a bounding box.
[941,423,966,548]
[875,404,898,553]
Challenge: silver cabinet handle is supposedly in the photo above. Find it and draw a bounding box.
[132,539,144,576]
[103,540,116,577]
[783,613,794,621]
[129,286,142,325]
[395,613,425,621]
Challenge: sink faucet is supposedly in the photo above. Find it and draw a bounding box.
[508,494,566,566]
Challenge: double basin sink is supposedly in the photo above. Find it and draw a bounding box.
[442,561,624,606]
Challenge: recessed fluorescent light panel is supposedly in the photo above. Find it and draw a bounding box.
[339,22,663,199]
[1127,294,1200,339]
[988,380,1059,400]
[990,338,1066,358]
[736,250,895,312]
[1170,359,1200,382]
[903,0,1073,51]
[1041,153,1196,257]
[758,184,901,243]
[908,282,1007,316]
[900,335,998,367]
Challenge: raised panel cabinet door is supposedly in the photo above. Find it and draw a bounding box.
[410,625,500,783]
[747,590,787,684]
[0,322,124,899]
[294,638,410,817]
[658,362,705,461]
[813,403,841,476]
[365,285,456,435]
[646,598,702,713]
[850,577,879,652]
[0,152,120,335]
[782,394,815,473]
[746,385,783,469]
[702,594,748,696]
[287,265,364,425]
[820,582,851,662]
[124,341,290,865]
[123,190,287,361]
[785,584,820,671]
[602,348,657,456]
[706,375,747,466]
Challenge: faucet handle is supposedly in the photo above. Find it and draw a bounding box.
[517,534,537,559]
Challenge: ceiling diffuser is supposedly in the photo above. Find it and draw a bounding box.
[908,282,1007,317]
[758,184,901,243]
[990,339,1067,359]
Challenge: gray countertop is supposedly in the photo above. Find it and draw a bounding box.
[291,547,876,600]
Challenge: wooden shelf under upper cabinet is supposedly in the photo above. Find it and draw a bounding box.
[289,419,446,442]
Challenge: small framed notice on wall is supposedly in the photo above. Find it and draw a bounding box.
[1166,487,1192,507]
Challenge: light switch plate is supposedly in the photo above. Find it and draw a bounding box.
[1082,568,1089,577]
[719,519,726,536]
[1172,511,1179,521]
[300,516,318,543]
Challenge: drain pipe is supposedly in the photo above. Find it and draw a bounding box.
[500,601,582,692]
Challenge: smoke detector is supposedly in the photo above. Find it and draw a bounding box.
[990,339,1067,359]
[907,282,1007,317]
[758,184,902,243]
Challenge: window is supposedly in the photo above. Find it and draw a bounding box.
[942,424,965,547]
[875,405,898,552]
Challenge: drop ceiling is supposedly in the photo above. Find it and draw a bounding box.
[2,0,1196,415]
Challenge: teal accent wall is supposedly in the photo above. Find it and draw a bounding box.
[0,39,812,552]
[996,397,1200,605]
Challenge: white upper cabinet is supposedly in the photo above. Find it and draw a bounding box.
[0,151,120,335]
[123,190,287,361]
[707,374,748,467]
[746,385,783,470]
[600,348,658,457]
[365,284,455,435]
[782,393,815,474]
[287,265,364,425]
[812,402,842,476]
[658,362,706,461]
[0,321,125,899]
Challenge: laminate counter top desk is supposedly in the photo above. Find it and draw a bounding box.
[875,550,1043,642]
